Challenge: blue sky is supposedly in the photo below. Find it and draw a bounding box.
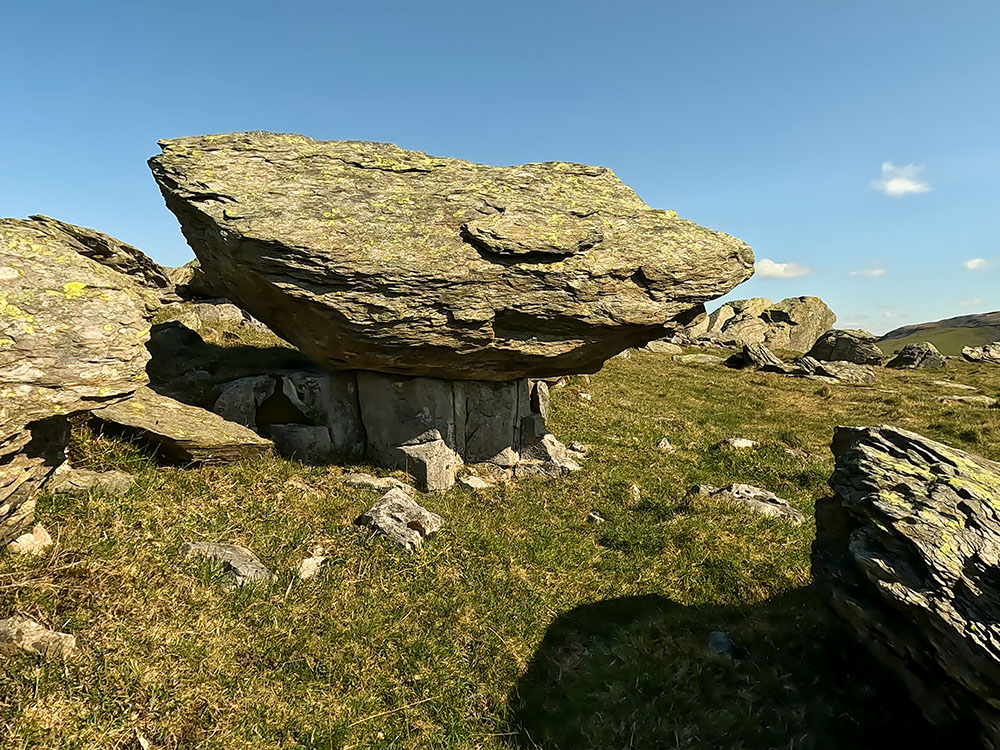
[2,1,997,333]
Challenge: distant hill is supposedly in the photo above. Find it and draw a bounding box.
[877,311,1000,356]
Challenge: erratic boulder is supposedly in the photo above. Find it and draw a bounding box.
[813,426,1000,748]
[149,132,753,380]
[1,218,155,547]
[962,341,1000,364]
[686,296,836,353]
[886,342,945,369]
[807,329,883,365]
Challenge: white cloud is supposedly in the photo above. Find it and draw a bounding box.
[961,297,985,308]
[882,310,901,319]
[754,258,812,279]
[963,258,988,271]
[872,162,930,196]
[849,268,886,277]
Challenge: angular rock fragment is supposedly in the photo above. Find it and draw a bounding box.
[298,543,329,580]
[794,357,876,385]
[354,487,444,551]
[733,342,788,371]
[458,475,491,490]
[937,394,997,407]
[813,426,1000,748]
[656,438,676,453]
[886,342,945,369]
[92,387,272,463]
[181,541,272,585]
[962,341,1000,364]
[0,615,77,659]
[642,340,683,355]
[721,438,758,450]
[6,524,52,556]
[149,132,753,380]
[47,466,135,496]
[807,329,883,365]
[686,483,804,524]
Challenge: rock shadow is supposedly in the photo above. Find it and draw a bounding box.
[506,588,964,750]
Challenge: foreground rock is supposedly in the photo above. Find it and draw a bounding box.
[1,218,154,548]
[962,341,1000,364]
[6,524,53,556]
[92,387,272,463]
[150,132,753,380]
[885,342,945,369]
[0,615,77,659]
[807,329,883,365]
[686,483,804,524]
[47,466,135,495]
[813,426,1000,748]
[686,296,836,353]
[355,488,445,551]
[181,542,272,585]
[795,357,877,385]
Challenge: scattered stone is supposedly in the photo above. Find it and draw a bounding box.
[807,329,884,365]
[150,132,753,380]
[92,387,273,463]
[521,434,582,475]
[181,542,272,585]
[354,487,445,551]
[931,380,977,391]
[672,353,726,366]
[813,425,1000,748]
[656,438,676,453]
[586,511,606,524]
[886,342,946,369]
[937,395,998,407]
[961,341,1000,364]
[721,438,758,450]
[628,484,642,502]
[577,392,592,402]
[458,475,491,490]
[567,441,589,456]
[685,296,836,353]
[707,631,741,660]
[643,340,684,355]
[613,349,633,359]
[297,544,329,580]
[783,447,810,460]
[6,524,52,556]
[687,484,804,524]
[342,473,412,493]
[0,615,77,659]
[47,466,135,496]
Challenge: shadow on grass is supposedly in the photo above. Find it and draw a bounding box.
[506,588,959,750]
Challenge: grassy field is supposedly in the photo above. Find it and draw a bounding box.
[877,324,1000,356]
[2,347,999,749]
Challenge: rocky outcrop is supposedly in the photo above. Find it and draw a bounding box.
[807,329,883,365]
[1,218,154,547]
[149,132,753,381]
[962,341,1000,364]
[886,342,945,369]
[92,387,272,463]
[686,296,836,353]
[813,426,1000,748]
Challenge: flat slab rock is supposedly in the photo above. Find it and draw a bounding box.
[47,466,135,495]
[92,387,272,463]
[149,132,753,380]
[355,487,444,551]
[181,541,272,585]
[813,426,1000,748]
[687,483,804,524]
[0,615,77,659]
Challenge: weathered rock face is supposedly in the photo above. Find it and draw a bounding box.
[807,329,883,365]
[886,342,945,369]
[687,296,836,353]
[962,341,1000,364]
[1,218,154,546]
[149,132,753,380]
[813,426,1000,748]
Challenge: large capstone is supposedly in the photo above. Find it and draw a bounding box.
[1,218,155,547]
[813,425,1000,748]
[149,133,753,380]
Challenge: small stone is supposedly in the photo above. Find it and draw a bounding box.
[721,438,758,450]
[938,395,998,407]
[708,631,741,659]
[629,484,642,502]
[298,544,329,580]
[47,466,135,496]
[7,524,52,556]
[586,511,606,524]
[656,438,676,453]
[458,475,491,490]
[181,541,272,585]
[0,615,77,659]
[931,380,977,391]
[342,473,412,493]
[577,392,592,402]
[567,441,589,456]
[643,340,683,355]
[686,483,804,524]
[355,487,445,551]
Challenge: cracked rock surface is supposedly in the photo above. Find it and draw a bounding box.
[355,488,444,551]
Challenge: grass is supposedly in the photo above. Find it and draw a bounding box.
[2,347,998,749]
[877,324,1000,356]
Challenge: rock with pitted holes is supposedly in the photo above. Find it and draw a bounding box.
[149,132,753,380]
[1,218,155,548]
[813,426,1000,749]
